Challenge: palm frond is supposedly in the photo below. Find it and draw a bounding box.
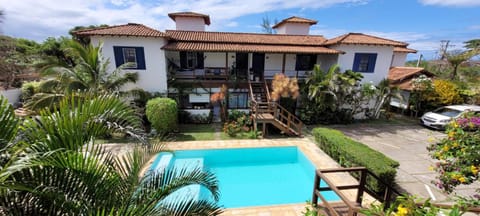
[0,96,18,149]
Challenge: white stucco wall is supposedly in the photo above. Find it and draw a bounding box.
[91,36,168,93]
[174,17,206,31]
[275,23,310,35]
[331,44,394,84]
[391,52,407,67]
[205,52,227,67]
[317,54,339,72]
[0,88,21,105]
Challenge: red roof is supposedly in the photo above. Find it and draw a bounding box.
[73,23,166,38]
[272,16,318,28]
[394,46,417,53]
[324,33,408,46]
[162,42,342,54]
[165,30,327,45]
[168,12,211,25]
[388,67,434,90]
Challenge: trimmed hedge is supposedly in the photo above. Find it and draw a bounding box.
[146,97,177,135]
[313,127,399,195]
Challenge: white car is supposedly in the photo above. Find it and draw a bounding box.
[420,105,480,130]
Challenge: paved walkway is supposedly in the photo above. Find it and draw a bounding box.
[327,123,479,203]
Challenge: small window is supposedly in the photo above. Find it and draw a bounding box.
[228,92,249,109]
[295,54,317,71]
[353,53,377,73]
[180,52,204,69]
[113,46,146,70]
[123,48,137,68]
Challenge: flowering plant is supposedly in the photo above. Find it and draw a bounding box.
[427,116,480,193]
[361,195,464,216]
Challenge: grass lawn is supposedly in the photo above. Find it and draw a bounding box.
[172,124,216,141]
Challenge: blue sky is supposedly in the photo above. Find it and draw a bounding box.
[0,0,479,60]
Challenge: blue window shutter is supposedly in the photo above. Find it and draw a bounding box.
[197,52,204,69]
[136,47,146,69]
[180,51,187,68]
[352,53,361,71]
[309,54,317,69]
[113,46,124,68]
[367,54,377,72]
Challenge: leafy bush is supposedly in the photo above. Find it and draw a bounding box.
[428,116,480,193]
[313,127,399,194]
[21,80,42,101]
[223,111,254,137]
[145,97,177,135]
[427,79,463,105]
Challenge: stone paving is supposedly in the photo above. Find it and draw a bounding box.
[328,123,479,204]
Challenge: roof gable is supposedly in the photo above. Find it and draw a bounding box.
[165,30,327,45]
[325,33,407,46]
[73,23,166,38]
[168,12,211,25]
[272,16,318,29]
[394,46,417,53]
[388,67,434,90]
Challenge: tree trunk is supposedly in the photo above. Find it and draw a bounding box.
[450,65,459,80]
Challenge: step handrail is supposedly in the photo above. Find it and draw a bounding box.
[263,79,271,102]
[273,103,303,136]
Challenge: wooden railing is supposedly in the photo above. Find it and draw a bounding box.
[312,167,399,216]
[312,167,480,216]
[248,80,303,136]
[272,102,302,136]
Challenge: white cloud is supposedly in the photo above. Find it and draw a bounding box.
[419,0,480,7]
[0,0,368,41]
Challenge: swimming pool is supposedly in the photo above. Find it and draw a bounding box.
[150,146,339,208]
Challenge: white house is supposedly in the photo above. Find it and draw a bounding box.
[74,12,417,134]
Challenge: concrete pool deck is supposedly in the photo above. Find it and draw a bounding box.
[163,138,375,215]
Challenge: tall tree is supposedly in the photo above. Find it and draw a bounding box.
[260,16,278,34]
[445,49,478,80]
[69,24,109,45]
[28,40,138,110]
[464,39,480,50]
[0,94,222,215]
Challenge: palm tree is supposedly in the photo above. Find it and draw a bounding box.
[27,40,139,111]
[0,94,222,215]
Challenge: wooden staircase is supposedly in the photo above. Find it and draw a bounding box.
[248,80,303,137]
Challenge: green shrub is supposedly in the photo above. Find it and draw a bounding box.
[312,127,399,195]
[146,97,177,135]
[21,81,42,101]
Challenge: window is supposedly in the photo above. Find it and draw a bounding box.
[228,93,249,109]
[180,52,204,69]
[122,48,137,68]
[352,53,377,73]
[295,54,317,71]
[113,46,146,70]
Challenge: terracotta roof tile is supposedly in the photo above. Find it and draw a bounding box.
[394,46,417,53]
[388,67,434,90]
[73,23,166,38]
[324,33,408,46]
[165,30,327,45]
[162,42,342,54]
[168,12,211,25]
[272,16,318,28]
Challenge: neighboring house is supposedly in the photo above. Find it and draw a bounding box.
[74,11,417,135]
[388,66,434,109]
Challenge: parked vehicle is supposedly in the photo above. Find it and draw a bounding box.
[420,105,480,130]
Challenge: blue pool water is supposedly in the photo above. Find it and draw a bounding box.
[150,146,339,208]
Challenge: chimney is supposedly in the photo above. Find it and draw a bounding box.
[272,16,317,35]
[168,12,211,31]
